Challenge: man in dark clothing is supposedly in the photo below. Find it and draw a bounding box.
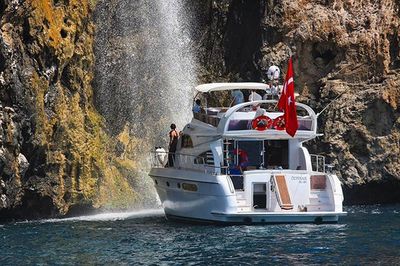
[168,123,179,167]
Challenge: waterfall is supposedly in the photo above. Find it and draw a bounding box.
[94,0,196,134]
[156,0,197,125]
[93,0,197,206]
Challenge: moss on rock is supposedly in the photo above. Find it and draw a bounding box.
[0,0,140,219]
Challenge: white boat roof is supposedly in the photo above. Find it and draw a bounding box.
[195,82,269,93]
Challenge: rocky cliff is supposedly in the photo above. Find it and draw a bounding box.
[0,0,148,221]
[1,0,399,220]
[198,0,400,204]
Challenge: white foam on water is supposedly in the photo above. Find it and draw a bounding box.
[69,209,164,222]
[371,209,382,214]
[17,209,165,224]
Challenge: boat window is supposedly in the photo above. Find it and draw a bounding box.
[264,140,288,169]
[310,175,326,190]
[182,183,198,192]
[228,120,251,130]
[228,140,288,170]
[235,140,264,170]
[181,134,193,148]
[193,113,220,127]
[298,118,312,130]
[194,151,214,165]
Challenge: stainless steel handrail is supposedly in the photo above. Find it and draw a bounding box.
[150,151,228,175]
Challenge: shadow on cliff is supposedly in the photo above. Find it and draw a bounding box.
[343,180,400,206]
[0,190,58,222]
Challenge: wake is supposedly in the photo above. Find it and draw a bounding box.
[19,209,165,224]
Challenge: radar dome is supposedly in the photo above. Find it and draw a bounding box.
[267,65,280,81]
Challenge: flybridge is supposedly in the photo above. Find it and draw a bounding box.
[193,77,304,138]
[216,100,317,138]
[191,97,317,139]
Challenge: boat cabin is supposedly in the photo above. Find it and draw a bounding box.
[171,83,321,175]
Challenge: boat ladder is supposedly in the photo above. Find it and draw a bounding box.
[272,175,293,210]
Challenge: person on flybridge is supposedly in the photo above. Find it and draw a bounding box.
[231,89,244,105]
[253,102,266,117]
[192,99,202,113]
[250,92,266,120]
[248,90,262,102]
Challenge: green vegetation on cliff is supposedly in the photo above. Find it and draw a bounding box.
[0,0,141,219]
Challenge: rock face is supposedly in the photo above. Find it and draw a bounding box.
[198,0,400,204]
[0,0,399,220]
[0,0,142,221]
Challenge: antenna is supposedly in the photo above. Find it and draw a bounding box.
[316,91,346,118]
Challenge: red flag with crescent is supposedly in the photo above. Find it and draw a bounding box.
[278,57,298,137]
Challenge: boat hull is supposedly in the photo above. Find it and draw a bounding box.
[166,212,345,225]
[149,168,346,224]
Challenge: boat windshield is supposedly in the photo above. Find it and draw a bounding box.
[193,101,314,132]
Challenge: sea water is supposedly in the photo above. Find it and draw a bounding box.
[1,205,399,265]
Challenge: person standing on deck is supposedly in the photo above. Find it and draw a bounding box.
[168,123,179,167]
[231,89,244,105]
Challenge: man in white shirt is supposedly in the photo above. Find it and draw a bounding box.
[252,102,266,117]
[248,90,262,102]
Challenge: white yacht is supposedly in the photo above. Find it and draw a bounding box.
[149,83,346,224]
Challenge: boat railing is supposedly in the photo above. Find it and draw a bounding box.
[150,151,227,175]
[223,100,317,133]
[193,110,222,127]
[310,154,326,173]
[193,101,317,132]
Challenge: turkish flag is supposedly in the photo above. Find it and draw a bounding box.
[277,57,298,137]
